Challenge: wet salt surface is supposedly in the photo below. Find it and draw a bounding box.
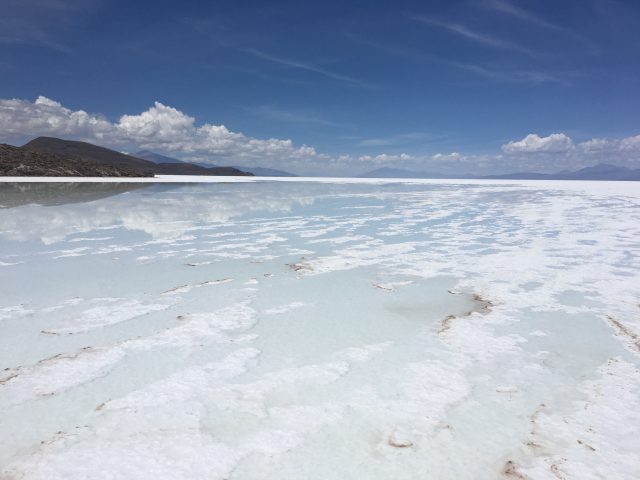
[0,179,639,479]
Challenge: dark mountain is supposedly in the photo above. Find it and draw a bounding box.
[153,162,251,176]
[24,137,157,173]
[19,137,253,176]
[360,163,640,181]
[233,166,297,177]
[0,144,152,177]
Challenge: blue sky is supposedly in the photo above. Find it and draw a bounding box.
[1,0,640,175]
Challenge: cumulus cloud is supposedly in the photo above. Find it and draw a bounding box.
[116,102,315,160]
[118,102,195,144]
[502,133,574,153]
[1,96,640,176]
[431,152,462,160]
[501,132,640,158]
[357,153,412,164]
[0,96,316,166]
[0,96,114,140]
[577,135,640,155]
[619,135,640,152]
[579,138,611,152]
[493,131,640,173]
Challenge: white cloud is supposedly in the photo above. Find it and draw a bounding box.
[1,96,640,176]
[432,152,461,160]
[0,96,316,165]
[117,102,195,143]
[357,153,412,164]
[0,96,114,140]
[577,135,640,154]
[619,135,640,152]
[502,133,575,153]
[579,138,611,152]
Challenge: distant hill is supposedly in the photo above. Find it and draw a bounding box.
[360,163,640,181]
[567,163,640,180]
[0,143,152,177]
[133,150,190,165]
[233,166,297,177]
[135,149,296,176]
[486,163,640,181]
[154,162,250,176]
[19,137,253,177]
[25,137,157,173]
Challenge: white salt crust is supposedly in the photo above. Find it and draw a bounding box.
[1,179,639,479]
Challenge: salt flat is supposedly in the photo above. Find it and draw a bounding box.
[0,179,638,479]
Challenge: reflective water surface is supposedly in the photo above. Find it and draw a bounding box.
[1,180,639,480]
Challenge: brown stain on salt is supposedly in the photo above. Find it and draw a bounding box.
[605,315,640,352]
[503,460,528,479]
[0,373,18,385]
[1,347,95,386]
[438,315,456,334]
[438,292,495,336]
[372,283,394,292]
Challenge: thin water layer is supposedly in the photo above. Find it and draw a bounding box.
[0,179,639,479]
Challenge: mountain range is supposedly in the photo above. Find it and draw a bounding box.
[133,150,188,165]
[0,143,152,177]
[360,164,640,181]
[133,149,296,177]
[19,137,252,177]
[0,136,296,177]
[0,137,296,177]
[2,136,638,180]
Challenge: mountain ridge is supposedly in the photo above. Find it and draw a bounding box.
[135,149,296,176]
[360,164,640,181]
[0,143,153,177]
[133,150,190,165]
[19,137,252,176]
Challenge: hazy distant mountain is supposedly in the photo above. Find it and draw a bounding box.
[0,143,152,177]
[233,166,297,177]
[568,163,640,180]
[360,164,640,181]
[134,150,189,165]
[134,149,295,176]
[486,163,640,181]
[20,137,252,177]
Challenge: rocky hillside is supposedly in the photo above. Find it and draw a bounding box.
[0,144,151,177]
[23,137,253,176]
[24,137,157,173]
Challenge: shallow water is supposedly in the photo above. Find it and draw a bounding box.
[0,179,639,479]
